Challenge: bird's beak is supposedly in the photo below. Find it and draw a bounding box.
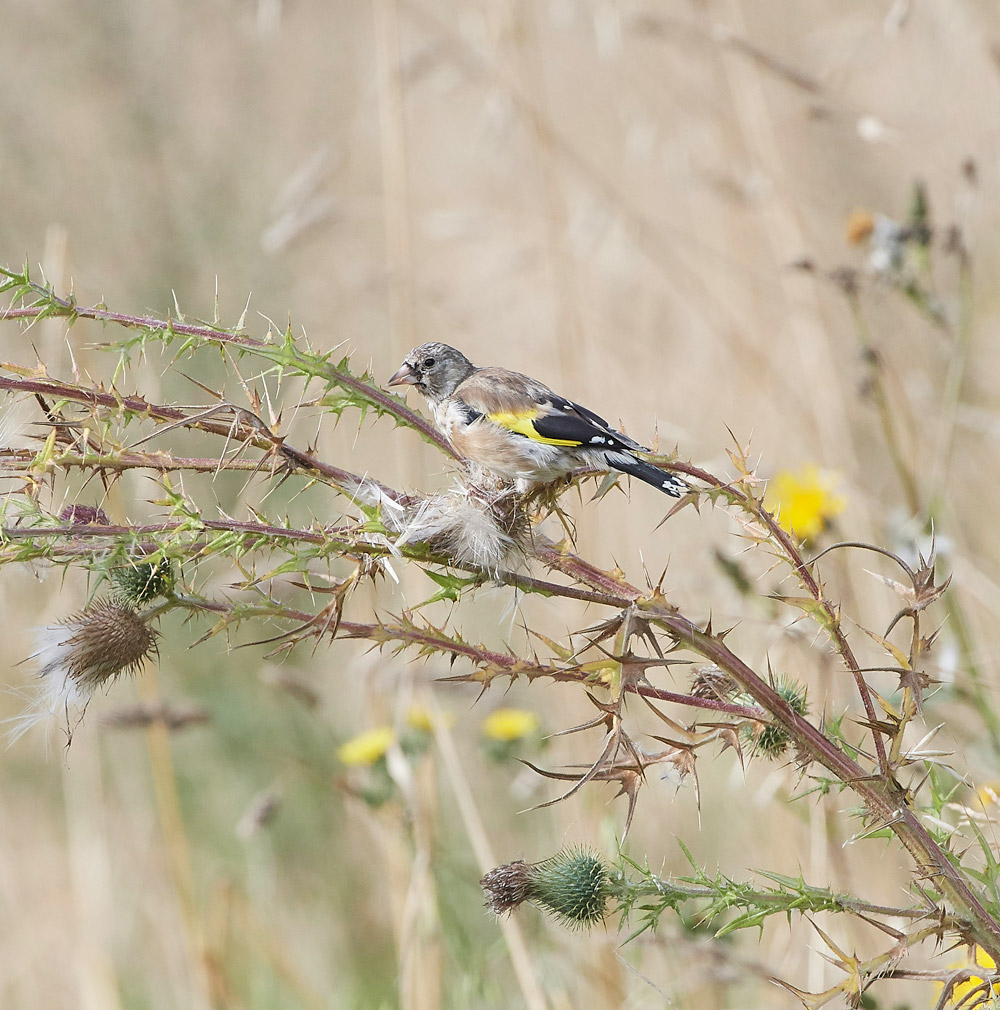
[387,362,419,387]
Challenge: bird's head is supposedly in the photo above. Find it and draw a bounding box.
[387,342,475,402]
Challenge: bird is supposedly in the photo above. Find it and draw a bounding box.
[387,342,687,497]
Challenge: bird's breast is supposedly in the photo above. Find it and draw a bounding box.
[450,418,577,481]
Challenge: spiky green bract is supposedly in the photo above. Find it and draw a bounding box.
[748,677,809,760]
[114,557,175,605]
[531,848,612,929]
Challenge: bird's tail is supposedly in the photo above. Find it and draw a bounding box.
[606,453,688,497]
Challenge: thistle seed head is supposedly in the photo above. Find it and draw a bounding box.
[11,599,159,742]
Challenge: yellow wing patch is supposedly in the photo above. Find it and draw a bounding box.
[486,409,582,447]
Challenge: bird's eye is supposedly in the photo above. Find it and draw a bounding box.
[422,356,436,368]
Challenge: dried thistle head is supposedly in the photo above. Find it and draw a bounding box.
[691,665,738,701]
[11,599,158,742]
[38,599,157,695]
[480,860,535,917]
[59,504,109,525]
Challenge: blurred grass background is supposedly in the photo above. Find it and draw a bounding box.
[2,1,1000,1007]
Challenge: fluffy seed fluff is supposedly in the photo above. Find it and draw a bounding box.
[9,599,158,742]
[352,472,529,573]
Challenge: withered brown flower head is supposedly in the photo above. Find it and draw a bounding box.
[480,859,534,917]
[11,599,159,743]
[52,599,158,693]
[59,504,110,525]
[691,664,738,701]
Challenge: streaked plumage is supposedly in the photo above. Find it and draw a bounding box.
[388,342,687,497]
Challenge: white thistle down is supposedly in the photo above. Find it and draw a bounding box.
[393,479,527,573]
[10,599,157,742]
[351,474,527,573]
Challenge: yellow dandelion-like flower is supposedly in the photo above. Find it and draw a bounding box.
[406,706,434,732]
[405,705,454,732]
[765,466,846,541]
[337,726,394,767]
[977,782,1000,809]
[937,947,996,1005]
[482,708,539,742]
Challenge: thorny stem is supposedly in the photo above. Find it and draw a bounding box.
[165,594,579,685]
[0,374,402,498]
[1,448,320,476]
[633,685,766,722]
[158,596,769,721]
[0,297,457,459]
[623,873,937,923]
[0,520,630,609]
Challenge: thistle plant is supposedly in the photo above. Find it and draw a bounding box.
[1,191,998,1010]
[14,597,158,742]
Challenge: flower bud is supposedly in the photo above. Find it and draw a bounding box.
[742,677,809,760]
[481,848,613,930]
[114,557,174,605]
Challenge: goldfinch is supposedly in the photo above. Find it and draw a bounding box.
[388,342,687,496]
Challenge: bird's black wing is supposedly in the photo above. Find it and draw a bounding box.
[518,395,642,452]
[528,394,645,451]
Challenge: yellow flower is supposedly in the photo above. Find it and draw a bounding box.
[765,466,846,540]
[337,726,394,766]
[977,782,1000,808]
[937,947,996,1005]
[482,708,539,742]
[405,705,454,732]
